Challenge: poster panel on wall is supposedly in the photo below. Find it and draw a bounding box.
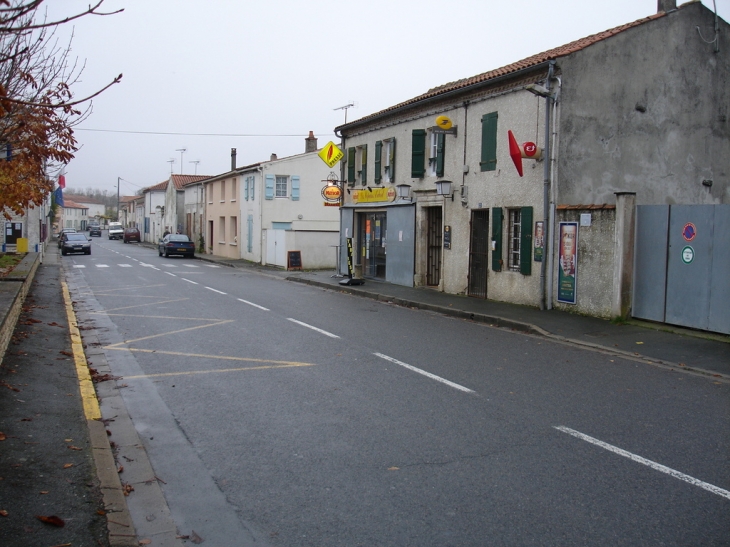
[557,221,578,304]
[533,221,544,262]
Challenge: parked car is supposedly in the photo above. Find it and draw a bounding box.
[158,234,195,258]
[123,227,141,243]
[108,222,124,240]
[89,225,102,237]
[61,233,91,255]
[57,229,77,248]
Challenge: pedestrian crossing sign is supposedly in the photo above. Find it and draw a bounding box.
[318,141,344,167]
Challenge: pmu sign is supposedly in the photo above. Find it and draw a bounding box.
[318,141,344,167]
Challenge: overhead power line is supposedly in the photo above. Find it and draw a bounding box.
[76,128,335,137]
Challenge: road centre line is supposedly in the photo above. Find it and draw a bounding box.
[165,272,177,277]
[205,286,227,294]
[181,278,198,284]
[96,264,110,268]
[287,318,340,338]
[554,426,730,500]
[237,298,269,311]
[374,353,475,393]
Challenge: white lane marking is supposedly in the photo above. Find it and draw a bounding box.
[118,264,132,267]
[96,264,110,268]
[237,299,269,311]
[204,265,220,268]
[373,353,475,393]
[554,426,730,500]
[165,272,177,277]
[73,265,86,268]
[205,287,226,295]
[287,318,340,339]
[181,278,198,285]
[183,264,200,268]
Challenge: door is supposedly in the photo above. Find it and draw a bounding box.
[266,229,287,267]
[361,212,386,279]
[426,207,442,286]
[468,210,489,298]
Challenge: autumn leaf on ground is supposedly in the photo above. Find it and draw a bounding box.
[48,322,64,327]
[388,466,400,471]
[59,350,73,357]
[191,530,204,544]
[0,432,5,441]
[40,491,49,494]
[36,515,65,527]
[139,540,151,545]
[67,445,82,451]
[63,463,74,469]
[0,509,8,516]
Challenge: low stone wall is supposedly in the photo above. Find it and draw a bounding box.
[0,253,40,360]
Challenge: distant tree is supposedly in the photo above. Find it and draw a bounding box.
[0,0,123,219]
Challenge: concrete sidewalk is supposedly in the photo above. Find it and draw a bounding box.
[193,252,730,381]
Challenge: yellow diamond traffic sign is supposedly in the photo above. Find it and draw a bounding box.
[318,141,344,167]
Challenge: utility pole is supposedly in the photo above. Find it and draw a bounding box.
[116,177,120,222]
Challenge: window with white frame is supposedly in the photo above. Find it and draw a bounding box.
[508,208,522,271]
[230,216,238,244]
[220,180,226,202]
[383,139,395,183]
[219,216,226,243]
[231,178,237,201]
[275,175,288,197]
[428,132,439,176]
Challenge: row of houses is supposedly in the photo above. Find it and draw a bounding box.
[4,0,727,335]
[120,133,340,269]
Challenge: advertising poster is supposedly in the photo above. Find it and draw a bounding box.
[533,221,544,262]
[557,222,578,304]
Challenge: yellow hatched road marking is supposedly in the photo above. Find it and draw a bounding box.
[89,297,189,313]
[105,320,234,347]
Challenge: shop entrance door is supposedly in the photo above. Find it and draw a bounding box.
[468,210,489,298]
[361,212,386,279]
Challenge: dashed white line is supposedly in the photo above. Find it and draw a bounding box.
[95,264,110,268]
[165,272,177,277]
[373,353,475,393]
[237,299,269,311]
[205,287,226,294]
[181,278,198,285]
[72,265,85,268]
[118,264,132,267]
[554,426,730,500]
[286,318,339,338]
[183,264,200,268]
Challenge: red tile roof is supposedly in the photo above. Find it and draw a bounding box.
[144,180,168,192]
[62,200,88,209]
[337,9,667,131]
[171,174,213,189]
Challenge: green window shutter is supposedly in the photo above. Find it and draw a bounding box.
[520,206,533,275]
[491,207,503,272]
[265,174,274,200]
[244,176,249,201]
[347,147,356,184]
[480,112,498,172]
[361,145,367,184]
[390,138,396,182]
[436,133,446,178]
[411,129,426,178]
[374,141,382,184]
[291,176,300,201]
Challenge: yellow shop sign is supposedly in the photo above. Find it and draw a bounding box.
[352,187,396,203]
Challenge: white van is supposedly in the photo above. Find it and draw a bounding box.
[108,222,124,240]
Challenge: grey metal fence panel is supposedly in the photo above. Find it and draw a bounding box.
[709,205,730,334]
[665,205,713,331]
[633,205,669,322]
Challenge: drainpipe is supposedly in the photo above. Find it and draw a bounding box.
[546,76,562,310]
[540,60,555,310]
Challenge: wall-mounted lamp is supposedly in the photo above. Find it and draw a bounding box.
[702,179,713,187]
[396,184,412,202]
[435,180,453,201]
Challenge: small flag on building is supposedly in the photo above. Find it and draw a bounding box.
[58,174,66,189]
[54,187,64,207]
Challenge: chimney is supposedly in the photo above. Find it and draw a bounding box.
[270,153,278,161]
[305,131,318,153]
[657,0,676,12]
[231,148,237,171]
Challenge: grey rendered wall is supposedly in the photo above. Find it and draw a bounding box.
[553,208,616,318]
[557,3,729,206]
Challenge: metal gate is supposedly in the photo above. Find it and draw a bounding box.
[426,207,442,286]
[468,210,489,298]
[633,204,730,334]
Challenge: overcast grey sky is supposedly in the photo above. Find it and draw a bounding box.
[47,0,727,197]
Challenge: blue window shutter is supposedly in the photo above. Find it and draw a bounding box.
[291,176,300,201]
[244,176,249,201]
[265,174,274,200]
[247,214,253,252]
[251,176,255,200]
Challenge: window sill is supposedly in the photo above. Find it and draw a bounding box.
[218,241,226,244]
[230,199,236,202]
[208,202,213,205]
[220,200,226,203]
[229,242,237,246]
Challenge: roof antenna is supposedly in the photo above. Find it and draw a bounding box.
[334,102,355,124]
